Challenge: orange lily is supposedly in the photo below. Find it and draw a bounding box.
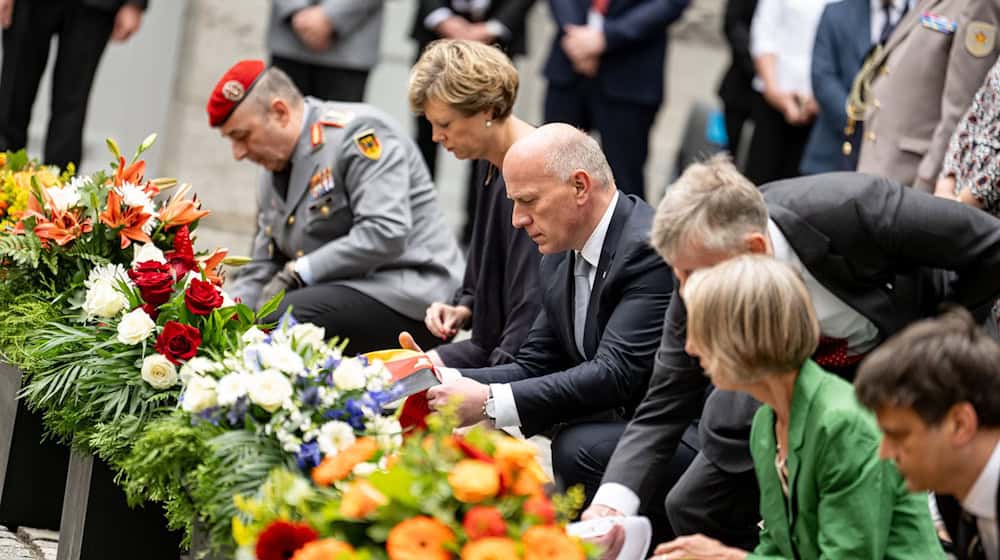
[199,248,228,286]
[33,208,92,247]
[113,156,146,187]
[99,188,152,248]
[158,183,209,230]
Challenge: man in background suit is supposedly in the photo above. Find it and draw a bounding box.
[801,0,905,174]
[584,159,1000,549]
[267,0,384,103]
[543,0,689,200]
[208,60,463,353]
[857,309,1000,560]
[426,124,690,528]
[0,0,147,169]
[856,0,1000,191]
[717,0,757,160]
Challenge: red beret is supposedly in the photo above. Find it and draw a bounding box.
[206,59,266,127]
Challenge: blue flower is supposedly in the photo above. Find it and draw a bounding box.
[361,390,395,415]
[193,406,222,426]
[300,386,321,407]
[296,440,321,470]
[226,397,249,427]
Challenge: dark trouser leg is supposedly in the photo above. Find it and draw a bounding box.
[664,450,761,550]
[270,284,441,354]
[271,55,315,98]
[592,95,657,200]
[723,100,751,159]
[551,422,699,548]
[0,0,60,154]
[744,92,811,186]
[543,80,590,131]
[310,65,369,103]
[45,3,114,169]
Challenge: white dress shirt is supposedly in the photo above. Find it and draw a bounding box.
[962,441,1000,560]
[750,0,838,95]
[424,0,511,41]
[440,192,620,429]
[592,218,880,514]
[870,0,910,45]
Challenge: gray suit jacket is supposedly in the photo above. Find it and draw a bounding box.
[857,0,1000,191]
[268,0,384,71]
[228,97,465,319]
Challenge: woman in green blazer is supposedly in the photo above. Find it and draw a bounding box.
[650,255,943,560]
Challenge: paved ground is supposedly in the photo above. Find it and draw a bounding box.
[0,527,56,560]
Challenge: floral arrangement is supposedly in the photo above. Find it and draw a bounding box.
[233,411,595,560]
[0,149,66,233]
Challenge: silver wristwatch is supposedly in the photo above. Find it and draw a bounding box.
[482,386,496,420]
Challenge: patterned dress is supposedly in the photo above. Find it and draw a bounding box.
[941,56,1000,217]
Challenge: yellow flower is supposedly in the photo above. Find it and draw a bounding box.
[448,459,500,503]
[461,537,520,560]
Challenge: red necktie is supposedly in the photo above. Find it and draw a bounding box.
[592,0,610,15]
[814,336,865,369]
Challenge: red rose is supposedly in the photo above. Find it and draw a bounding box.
[128,261,174,307]
[255,520,317,560]
[524,494,556,525]
[463,506,507,540]
[154,321,202,364]
[184,278,223,315]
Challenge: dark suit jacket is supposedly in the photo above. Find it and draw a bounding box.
[82,0,148,11]
[461,194,673,437]
[801,0,870,174]
[410,0,536,55]
[937,489,1000,560]
[717,0,757,116]
[543,0,689,107]
[601,172,1000,504]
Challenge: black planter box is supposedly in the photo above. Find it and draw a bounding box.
[0,362,69,530]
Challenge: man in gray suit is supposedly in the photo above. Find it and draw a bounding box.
[856,0,1000,192]
[208,60,464,353]
[267,0,383,102]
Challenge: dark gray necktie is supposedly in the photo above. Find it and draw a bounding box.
[878,0,907,45]
[573,253,591,356]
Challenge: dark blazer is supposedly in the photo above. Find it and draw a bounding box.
[937,488,1000,560]
[601,172,1000,502]
[461,194,673,437]
[543,0,689,107]
[717,0,757,117]
[801,0,871,174]
[82,0,148,10]
[410,0,536,55]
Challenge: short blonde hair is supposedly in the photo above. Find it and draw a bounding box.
[408,39,519,119]
[651,155,767,262]
[683,255,819,383]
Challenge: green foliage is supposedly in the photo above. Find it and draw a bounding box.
[3,149,29,171]
[0,233,42,269]
[0,285,60,367]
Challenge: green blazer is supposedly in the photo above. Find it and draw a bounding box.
[747,360,944,559]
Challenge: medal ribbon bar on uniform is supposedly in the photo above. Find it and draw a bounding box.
[921,12,957,34]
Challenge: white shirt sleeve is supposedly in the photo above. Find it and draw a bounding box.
[293,256,314,285]
[437,366,463,383]
[424,7,455,31]
[592,483,642,516]
[489,382,522,428]
[750,0,781,58]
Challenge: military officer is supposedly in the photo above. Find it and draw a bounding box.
[854,0,1000,192]
[207,59,464,353]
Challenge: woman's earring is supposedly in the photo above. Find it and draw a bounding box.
[485,120,493,128]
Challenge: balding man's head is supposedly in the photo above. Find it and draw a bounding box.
[502,124,618,254]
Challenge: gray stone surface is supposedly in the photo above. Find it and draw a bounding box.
[0,526,44,560]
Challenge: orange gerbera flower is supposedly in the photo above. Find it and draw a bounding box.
[448,460,500,504]
[99,188,152,248]
[522,527,584,560]
[33,208,92,246]
[158,183,209,230]
[339,479,388,519]
[460,537,519,560]
[311,437,379,487]
[386,516,455,560]
[290,538,354,560]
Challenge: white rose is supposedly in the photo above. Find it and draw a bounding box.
[289,323,326,351]
[241,326,268,345]
[181,375,218,413]
[216,372,251,406]
[258,343,305,374]
[131,243,166,266]
[316,420,356,456]
[178,356,221,382]
[83,281,128,319]
[141,354,179,390]
[332,358,367,391]
[352,462,378,477]
[116,308,155,345]
[369,416,402,450]
[247,369,293,413]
